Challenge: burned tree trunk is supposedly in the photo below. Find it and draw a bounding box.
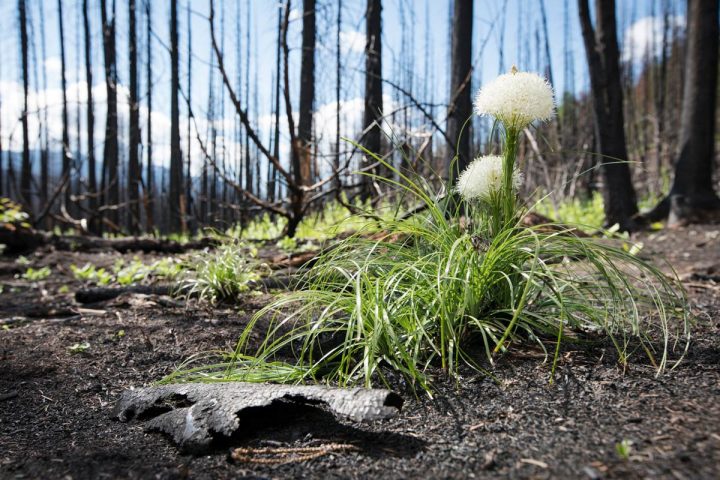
[643,0,720,224]
[145,0,154,232]
[127,0,141,234]
[58,0,72,211]
[169,0,184,233]
[83,0,98,234]
[361,0,383,199]
[100,0,119,230]
[297,0,316,189]
[19,0,32,214]
[578,0,639,231]
[446,0,473,181]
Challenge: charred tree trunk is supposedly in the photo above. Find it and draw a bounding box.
[185,0,193,232]
[19,0,32,214]
[283,0,315,238]
[127,0,141,233]
[82,0,98,234]
[644,0,720,224]
[446,0,473,182]
[38,0,50,222]
[578,0,638,231]
[297,0,316,190]
[100,0,119,230]
[169,0,184,233]
[271,2,283,203]
[144,0,154,232]
[58,0,72,211]
[361,0,383,199]
[334,0,342,194]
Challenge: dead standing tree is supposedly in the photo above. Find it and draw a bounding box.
[127,0,141,234]
[169,0,184,233]
[578,0,639,231]
[208,0,334,238]
[446,0,473,182]
[642,0,720,224]
[19,0,32,214]
[361,0,383,198]
[100,0,119,231]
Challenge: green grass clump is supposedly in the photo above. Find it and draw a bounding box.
[165,72,689,393]
[178,244,267,303]
[164,162,688,392]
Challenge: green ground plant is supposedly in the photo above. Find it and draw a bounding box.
[0,198,30,227]
[21,266,52,281]
[177,243,268,303]
[164,69,689,393]
[535,191,663,231]
[71,258,182,286]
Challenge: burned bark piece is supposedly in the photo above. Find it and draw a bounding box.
[113,383,403,453]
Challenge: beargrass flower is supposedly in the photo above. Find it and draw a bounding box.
[474,67,555,129]
[456,155,521,202]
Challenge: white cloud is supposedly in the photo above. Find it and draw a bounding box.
[288,8,301,22]
[339,30,365,54]
[43,57,63,76]
[622,15,684,63]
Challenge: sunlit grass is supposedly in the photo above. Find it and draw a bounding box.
[177,243,268,303]
[165,158,690,393]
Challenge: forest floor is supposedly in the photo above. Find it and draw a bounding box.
[1,225,719,480]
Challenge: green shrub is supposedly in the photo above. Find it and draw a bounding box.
[177,244,267,303]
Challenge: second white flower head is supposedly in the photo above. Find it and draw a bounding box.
[456,155,521,202]
[474,68,555,129]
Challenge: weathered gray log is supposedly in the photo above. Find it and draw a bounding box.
[113,383,403,453]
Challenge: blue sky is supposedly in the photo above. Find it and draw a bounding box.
[0,0,684,174]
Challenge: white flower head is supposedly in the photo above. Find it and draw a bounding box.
[474,67,555,129]
[455,155,521,202]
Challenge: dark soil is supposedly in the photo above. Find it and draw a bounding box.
[1,226,719,479]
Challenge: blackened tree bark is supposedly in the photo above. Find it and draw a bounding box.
[270,1,283,203]
[297,0,316,189]
[0,47,3,197]
[127,0,141,233]
[100,0,119,230]
[334,0,342,194]
[145,0,154,232]
[643,0,720,223]
[19,0,32,213]
[361,0,382,198]
[446,0,473,182]
[283,0,315,237]
[83,0,98,234]
[38,0,49,219]
[169,0,184,232]
[578,0,638,231]
[58,0,72,211]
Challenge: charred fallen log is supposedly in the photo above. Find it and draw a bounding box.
[0,223,219,255]
[113,382,403,453]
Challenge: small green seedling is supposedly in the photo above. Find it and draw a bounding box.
[21,267,52,281]
[71,263,113,285]
[615,439,633,460]
[68,342,90,354]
